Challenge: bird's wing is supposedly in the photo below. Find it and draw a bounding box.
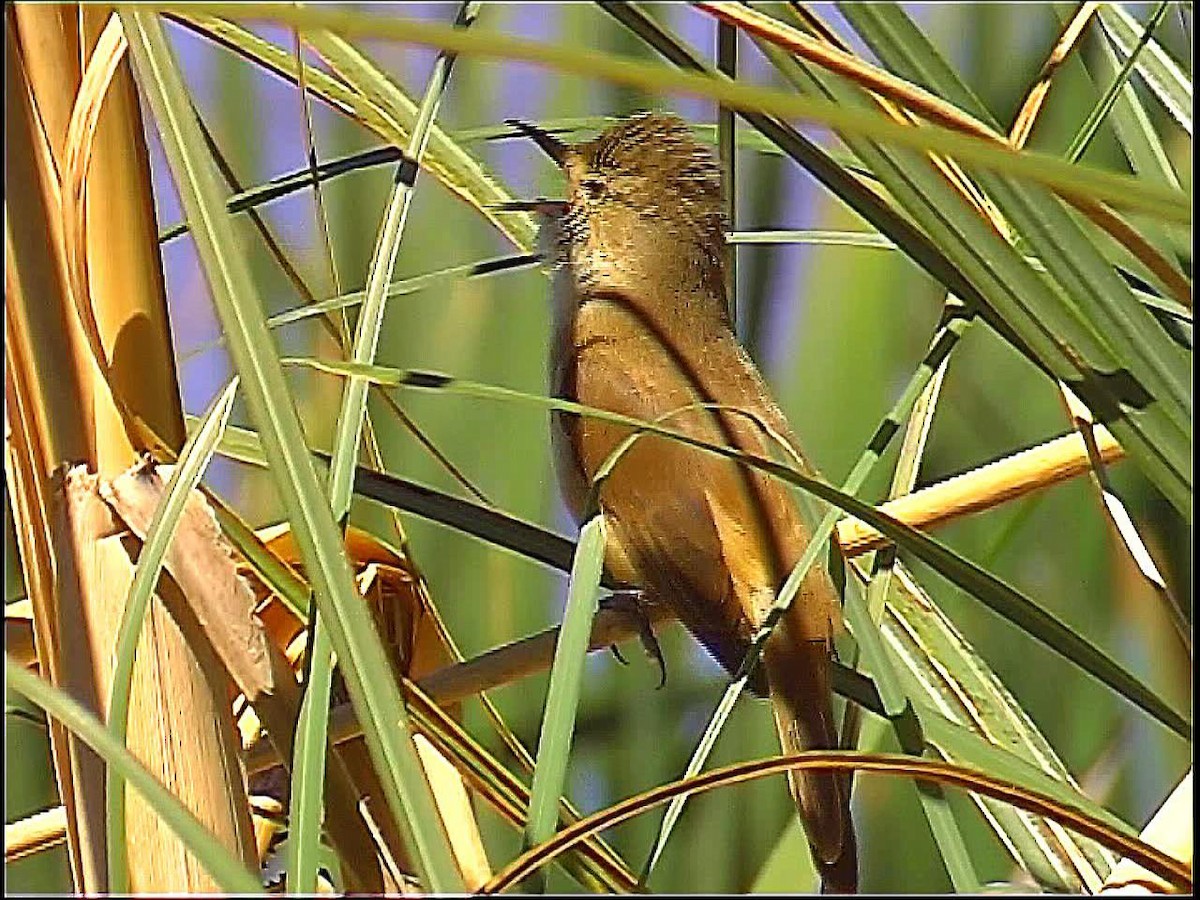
[564,293,838,672]
[564,291,854,883]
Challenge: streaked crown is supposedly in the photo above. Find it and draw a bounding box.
[566,112,726,246]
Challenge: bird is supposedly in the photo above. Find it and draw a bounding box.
[513,111,857,893]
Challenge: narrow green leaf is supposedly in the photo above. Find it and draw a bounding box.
[178,254,539,366]
[158,3,1190,222]
[1096,2,1192,136]
[120,10,463,891]
[105,377,238,894]
[1066,2,1173,164]
[326,0,480,521]
[828,3,1191,517]
[292,7,479,891]
[881,563,1116,888]
[285,615,336,894]
[283,356,1190,738]
[158,145,406,244]
[645,305,972,881]
[172,10,538,251]
[523,514,607,892]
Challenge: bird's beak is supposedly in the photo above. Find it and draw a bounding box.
[490,199,569,216]
[505,118,569,168]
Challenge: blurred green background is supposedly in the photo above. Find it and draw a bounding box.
[6,3,1191,893]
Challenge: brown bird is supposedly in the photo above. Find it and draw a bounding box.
[517,112,857,893]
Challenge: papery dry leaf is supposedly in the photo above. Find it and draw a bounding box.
[100,461,273,700]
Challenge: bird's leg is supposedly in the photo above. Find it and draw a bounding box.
[599,588,667,688]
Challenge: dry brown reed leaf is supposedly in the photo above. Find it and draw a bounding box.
[57,466,257,890]
[4,805,69,865]
[100,460,274,700]
[92,461,391,891]
[836,425,1124,555]
[1009,3,1100,149]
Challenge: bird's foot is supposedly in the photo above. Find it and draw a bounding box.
[600,589,667,689]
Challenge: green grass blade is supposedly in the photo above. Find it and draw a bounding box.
[841,332,981,891]
[1096,2,1192,136]
[178,254,539,366]
[120,10,463,891]
[847,575,983,891]
[1065,2,1173,164]
[179,412,1163,883]
[158,145,405,244]
[882,563,1116,888]
[728,229,897,248]
[915,702,1137,839]
[285,357,1191,738]
[157,3,1190,222]
[326,0,480,521]
[645,304,972,881]
[104,376,238,894]
[285,616,335,893]
[298,25,536,252]
[522,514,607,892]
[7,658,263,894]
[790,5,1191,517]
[293,8,479,889]
[171,11,538,251]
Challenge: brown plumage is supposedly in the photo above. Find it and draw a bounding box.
[537,113,857,893]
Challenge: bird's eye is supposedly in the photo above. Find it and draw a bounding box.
[580,176,607,199]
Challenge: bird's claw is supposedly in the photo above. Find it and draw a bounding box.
[600,589,667,689]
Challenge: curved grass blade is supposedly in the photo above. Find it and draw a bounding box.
[7,658,264,894]
[158,145,406,244]
[204,407,1169,862]
[522,515,607,893]
[483,749,1191,894]
[170,10,538,251]
[160,3,1189,222]
[194,417,1167,891]
[283,357,1190,738]
[121,10,463,891]
[178,253,540,366]
[105,377,238,894]
[882,562,1116,889]
[399,680,639,892]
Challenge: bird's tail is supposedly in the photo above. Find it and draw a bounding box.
[764,635,858,894]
